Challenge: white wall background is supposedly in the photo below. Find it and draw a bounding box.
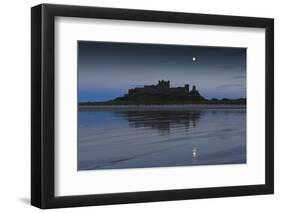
[0,0,278,212]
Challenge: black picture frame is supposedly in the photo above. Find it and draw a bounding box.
[31,3,274,209]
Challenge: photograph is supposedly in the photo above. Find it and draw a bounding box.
[78,41,247,171]
[30,3,274,209]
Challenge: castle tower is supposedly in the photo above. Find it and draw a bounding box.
[185,84,189,94]
[158,80,170,89]
[192,85,196,92]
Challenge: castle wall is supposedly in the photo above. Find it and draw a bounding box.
[128,81,200,97]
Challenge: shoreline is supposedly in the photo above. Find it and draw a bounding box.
[79,104,246,111]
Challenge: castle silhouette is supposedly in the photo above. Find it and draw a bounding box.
[128,80,201,97]
[110,80,205,104]
[79,80,246,105]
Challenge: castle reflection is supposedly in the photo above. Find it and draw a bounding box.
[114,110,202,135]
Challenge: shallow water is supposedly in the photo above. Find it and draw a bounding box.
[78,107,246,170]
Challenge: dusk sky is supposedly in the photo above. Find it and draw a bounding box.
[78,41,246,102]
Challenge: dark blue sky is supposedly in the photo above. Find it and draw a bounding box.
[78,41,246,102]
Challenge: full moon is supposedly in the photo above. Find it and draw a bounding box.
[192,57,196,61]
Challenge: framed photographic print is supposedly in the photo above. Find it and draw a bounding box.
[31,4,274,209]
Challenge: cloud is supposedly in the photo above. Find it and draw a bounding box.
[216,83,245,89]
[128,84,145,88]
